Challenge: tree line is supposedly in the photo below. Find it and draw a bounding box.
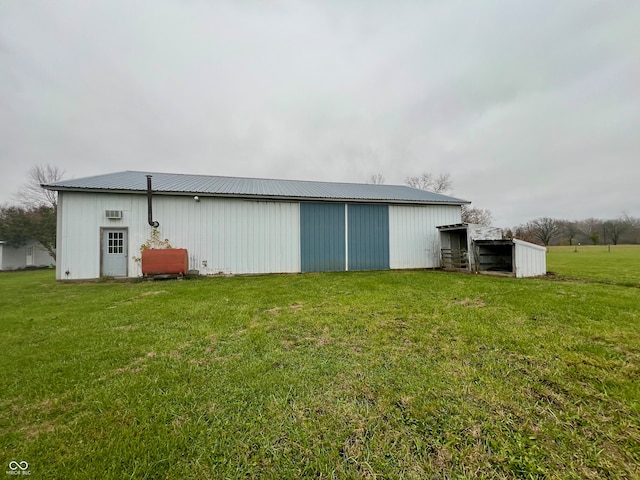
[372,171,638,246]
[505,215,640,247]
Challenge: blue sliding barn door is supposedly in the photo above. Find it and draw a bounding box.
[348,204,389,271]
[300,203,346,272]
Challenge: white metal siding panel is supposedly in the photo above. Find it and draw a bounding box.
[55,193,64,278]
[389,205,461,269]
[514,239,547,278]
[57,192,134,279]
[153,197,300,275]
[56,192,300,279]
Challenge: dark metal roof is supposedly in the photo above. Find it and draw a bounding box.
[44,170,469,205]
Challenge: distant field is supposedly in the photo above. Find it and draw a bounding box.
[547,244,640,287]
[1,253,639,478]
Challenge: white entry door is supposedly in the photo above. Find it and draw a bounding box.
[25,246,34,266]
[102,229,128,277]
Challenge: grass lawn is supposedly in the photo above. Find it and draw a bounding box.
[1,248,639,478]
[547,244,640,287]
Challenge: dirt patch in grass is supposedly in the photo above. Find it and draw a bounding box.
[100,351,162,380]
[24,420,57,440]
[4,393,88,441]
[108,290,169,308]
[281,326,332,350]
[114,324,140,331]
[453,297,487,307]
[265,303,304,315]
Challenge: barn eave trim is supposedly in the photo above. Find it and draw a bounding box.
[47,186,469,206]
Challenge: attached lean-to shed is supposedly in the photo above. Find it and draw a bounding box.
[44,171,469,280]
[437,223,547,278]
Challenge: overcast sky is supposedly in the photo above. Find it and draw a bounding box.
[1,0,638,226]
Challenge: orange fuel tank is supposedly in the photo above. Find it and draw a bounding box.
[141,248,189,276]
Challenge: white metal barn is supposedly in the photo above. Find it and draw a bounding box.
[44,171,469,280]
[437,223,547,278]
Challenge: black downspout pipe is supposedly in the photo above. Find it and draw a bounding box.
[146,175,160,228]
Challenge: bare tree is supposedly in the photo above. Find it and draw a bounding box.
[528,217,561,246]
[406,172,493,225]
[621,212,639,228]
[366,173,385,185]
[560,220,580,246]
[461,205,493,226]
[14,164,64,208]
[578,218,603,245]
[603,214,635,245]
[405,172,452,193]
[511,223,537,244]
[621,213,640,243]
[432,172,452,193]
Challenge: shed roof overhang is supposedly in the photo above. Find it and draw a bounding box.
[473,239,514,246]
[472,239,547,251]
[436,223,472,231]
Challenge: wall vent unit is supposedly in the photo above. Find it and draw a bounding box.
[105,210,123,219]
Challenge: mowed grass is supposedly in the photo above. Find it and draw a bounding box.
[1,250,639,478]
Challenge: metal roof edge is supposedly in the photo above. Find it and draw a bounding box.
[512,238,548,251]
[54,187,467,205]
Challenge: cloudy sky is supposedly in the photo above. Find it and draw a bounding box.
[1,0,638,226]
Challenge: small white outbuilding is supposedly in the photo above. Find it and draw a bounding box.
[0,240,55,271]
[437,223,547,278]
